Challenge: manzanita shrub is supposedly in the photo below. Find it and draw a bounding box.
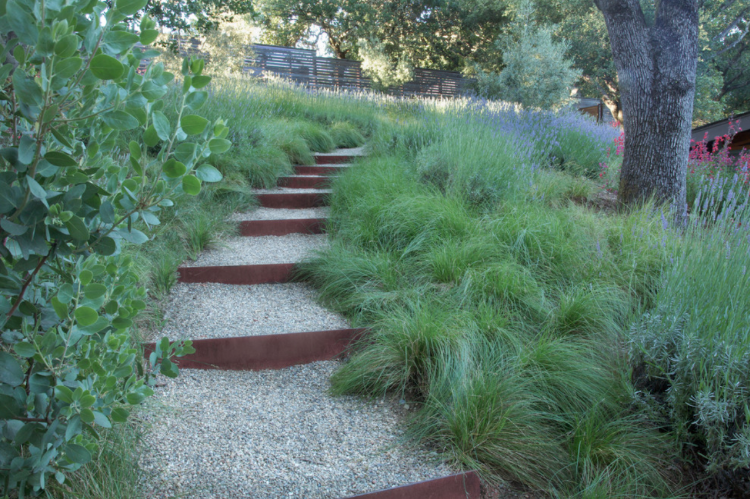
[0,0,229,494]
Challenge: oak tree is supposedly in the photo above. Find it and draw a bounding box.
[594,0,700,206]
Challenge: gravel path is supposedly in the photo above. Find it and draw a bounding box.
[229,207,330,221]
[139,363,453,499]
[142,148,455,498]
[151,283,350,341]
[180,234,328,267]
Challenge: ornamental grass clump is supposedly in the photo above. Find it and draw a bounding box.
[301,104,678,495]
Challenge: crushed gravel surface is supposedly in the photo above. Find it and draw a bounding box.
[228,207,330,221]
[253,187,333,194]
[151,282,350,341]
[315,146,367,156]
[138,362,454,499]
[180,234,328,267]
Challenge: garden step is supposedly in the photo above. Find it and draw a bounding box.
[295,164,349,175]
[178,263,296,285]
[144,328,366,371]
[277,175,330,188]
[346,472,481,499]
[314,146,366,166]
[238,218,326,236]
[315,154,355,165]
[256,191,330,208]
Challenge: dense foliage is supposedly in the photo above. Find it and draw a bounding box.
[0,0,231,494]
[465,0,581,109]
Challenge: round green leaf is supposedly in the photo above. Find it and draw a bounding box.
[74,306,98,327]
[0,352,25,387]
[84,283,107,300]
[180,115,208,135]
[13,342,36,358]
[51,295,69,319]
[103,31,140,54]
[116,0,148,15]
[208,138,231,154]
[142,81,167,101]
[5,0,38,46]
[94,236,117,256]
[152,111,171,141]
[64,216,90,241]
[80,395,96,409]
[140,29,158,45]
[144,125,160,147]
[112,317,132,329]
[110,407,130,422]
[55,386,74,404]
[191,75,211,89]
[196,164,223,182]
[185,90,208,110]
[54,34,79,58]
[128,141,141,160]
[101,110,139,131]
[93,411,112,428]
[90,54,124,80]
[79,270,93,285]
[55,57,83,80]
[126,392,146,405]
[57,284,75,304]
[162,159,186,178]
[182,175,201,196]
[65,444,92,464]
[104,300,119,315]
[44,151,78,167]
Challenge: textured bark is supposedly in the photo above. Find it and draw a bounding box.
[594,0,699,207]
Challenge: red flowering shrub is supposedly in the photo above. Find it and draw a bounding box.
[687,119,750,210]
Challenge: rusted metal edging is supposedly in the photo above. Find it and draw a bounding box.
[178,263,295,285]
[345,472,481,499]
[278,175,330,188]
[295,165,349,175]
[256,192,329,208]
[238,218,326,237]
[144,328,366,371]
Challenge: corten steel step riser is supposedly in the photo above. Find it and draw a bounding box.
[238,218,326,237]
[295,165,348,175]
[315,154,355,165]
[178,263,295,285]
[144,329,366,371]
[278,175,330,188]
[346,472,481,499]
[256,192,329,209]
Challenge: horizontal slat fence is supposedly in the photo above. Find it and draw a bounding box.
[140,40,462,98]
[243,44,462,97]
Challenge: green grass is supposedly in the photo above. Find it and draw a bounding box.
[296,94,694,496]
[46,424,144,499]
[330,121,367,148]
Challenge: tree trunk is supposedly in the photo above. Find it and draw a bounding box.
[594,0,699,208]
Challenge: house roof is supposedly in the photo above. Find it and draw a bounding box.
[691,111,750,143]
